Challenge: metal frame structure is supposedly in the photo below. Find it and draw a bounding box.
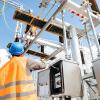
[24,0,67,53]
[24,0,100,99]
[1,0,100,100]
[12,0,100,58]
[1,0,100,59]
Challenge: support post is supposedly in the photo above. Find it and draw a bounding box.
[70,26,83,75]
[84,22,94,60]
[85,1,100,56]
[70,26,89,100]
[62,10,69,59]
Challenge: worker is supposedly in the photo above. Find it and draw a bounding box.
[0,42,46,100]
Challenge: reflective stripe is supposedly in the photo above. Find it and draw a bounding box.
[0,80,34,89]
[0,91,34,99]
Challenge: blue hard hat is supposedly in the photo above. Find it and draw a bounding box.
[9,42,24,55]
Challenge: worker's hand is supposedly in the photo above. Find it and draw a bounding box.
[26,58,46,71]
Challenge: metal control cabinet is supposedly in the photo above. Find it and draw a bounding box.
[50,59,82,97]
[93,58,100,94]
[37,59,82,97]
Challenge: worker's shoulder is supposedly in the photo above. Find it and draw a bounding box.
[11,56,26,62]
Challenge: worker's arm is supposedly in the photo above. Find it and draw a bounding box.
[26,58,46,71]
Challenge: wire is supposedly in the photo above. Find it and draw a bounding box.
[43,1,56,19]
[1,0,25,33]
[1,0,5,13]
[2,0,14,32]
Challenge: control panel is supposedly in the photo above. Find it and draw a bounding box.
[50,60,64,95]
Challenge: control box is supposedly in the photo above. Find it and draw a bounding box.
[37,59,82,97]
[50,59,82,97]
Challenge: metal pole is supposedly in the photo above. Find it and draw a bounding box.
[85,2,100,55]
[24,0,67,54]
[70,26,83,71]
[84,22,94,60]
[70,26,84,100]
[62,10,69,59]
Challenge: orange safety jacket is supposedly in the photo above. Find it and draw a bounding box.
[0,56,37,100]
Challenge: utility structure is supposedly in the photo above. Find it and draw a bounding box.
[6,0,100,100]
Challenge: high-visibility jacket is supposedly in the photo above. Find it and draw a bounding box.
[0,56,37,100]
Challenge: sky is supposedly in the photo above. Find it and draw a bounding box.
[0,0,100,50]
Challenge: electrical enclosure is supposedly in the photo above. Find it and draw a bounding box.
[38,59,82,97]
